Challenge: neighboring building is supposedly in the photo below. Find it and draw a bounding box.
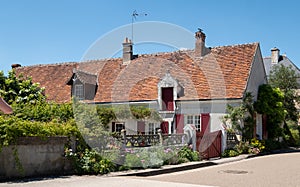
[263,47,300,126]
[14,30,267,145]
[263,47,300,84]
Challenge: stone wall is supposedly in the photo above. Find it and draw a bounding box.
[0,136,72,180]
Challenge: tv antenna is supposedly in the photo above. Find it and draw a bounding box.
[131,10,147,43]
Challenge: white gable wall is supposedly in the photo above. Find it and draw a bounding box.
[245,44,267,101]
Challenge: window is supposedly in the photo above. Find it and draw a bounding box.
[148,123,155,134]
[74,84,84,99]
[115,123,124,132]
[194,115,201,131]
[161,87,174,111]
[185,115,201,132]
[112,123,125,133]
[187,115,194,124]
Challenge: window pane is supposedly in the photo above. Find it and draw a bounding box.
[75,84,84,99]
[195,115,201,131]
[115,123,124,132]
[148,123,154,134]
[187,115,193,124]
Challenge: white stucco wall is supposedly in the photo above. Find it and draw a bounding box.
[176,99,242,151]
[245,44,267,101]
[256,114,263,139]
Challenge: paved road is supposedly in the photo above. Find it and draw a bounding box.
[1,152,299,187]
[146,152,300,187]
[0,175,215,187]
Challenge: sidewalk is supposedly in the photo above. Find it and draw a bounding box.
[108,154,250,177]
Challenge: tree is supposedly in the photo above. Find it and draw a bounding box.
[268,64,299,122]
[0,70,45,104]
[223,92,256,140]
[254,84,285,139]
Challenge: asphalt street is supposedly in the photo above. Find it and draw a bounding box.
[1,152,299,187]
[146,152,300,187]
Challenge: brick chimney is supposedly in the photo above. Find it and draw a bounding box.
[11,64,21,69]
[271,47,280,64]
[122,37,133,65]
[195,29,210,58]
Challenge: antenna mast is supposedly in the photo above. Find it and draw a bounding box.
[131,10,147,44]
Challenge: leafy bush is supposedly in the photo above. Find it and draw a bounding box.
[234,141,250,154]
[122,146,199,169]
[0,116,79,149]
[222,149,240,157]
[264,139,283,151]
[0,70,45,104]
[66,149,116,174]
[249,138,265,153]
[178,146,200,162]
[285,120,300,146]
[124,147,164,169]
[225,138,266,157]
[290,128,300,146]
[12,101,73,123]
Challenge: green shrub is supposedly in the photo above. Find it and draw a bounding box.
[178,146,200,162]
[290,128,300,145]
[234,141,250,154]
[66,149,116,174]
[264,139,283,151]
[12,101,74,123]
[124,147,164,169]
[249,138,265,153]
[222,149,240,157]
[0,116,79,149]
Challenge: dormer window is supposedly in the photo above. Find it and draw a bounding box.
[161,87,174,111]
[67,69,98,100]
[158,71,183,111]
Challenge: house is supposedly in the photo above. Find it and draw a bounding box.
[263,47,300,126]
[14,30,267,148]
[263,47,300,83]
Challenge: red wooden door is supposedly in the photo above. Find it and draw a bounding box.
[176,114,184,133]
[161,121,169,134]
[196,130,222,159]
[201,113,210,134]
[162,87,174,111]
[137,121,145,134]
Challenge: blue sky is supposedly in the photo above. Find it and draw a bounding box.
[1,0,300,74]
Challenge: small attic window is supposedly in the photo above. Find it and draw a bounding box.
[74,84,84,100]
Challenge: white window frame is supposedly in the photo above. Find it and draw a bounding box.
[185,115,201,132]
[148,123,155,135]
[194,115,201,132]
[187,115,194,124]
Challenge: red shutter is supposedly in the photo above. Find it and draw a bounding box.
[201,113,210,134]
[262,114,268,139]
[137,121,145,134]
[161,121,169,134]
[112,122,115,132]
[176,114,184,133]
[162,87,174,111]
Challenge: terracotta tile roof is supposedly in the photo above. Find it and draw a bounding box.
[15,63,78,103]
[67,69,98,85]
[15,43,258,103]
